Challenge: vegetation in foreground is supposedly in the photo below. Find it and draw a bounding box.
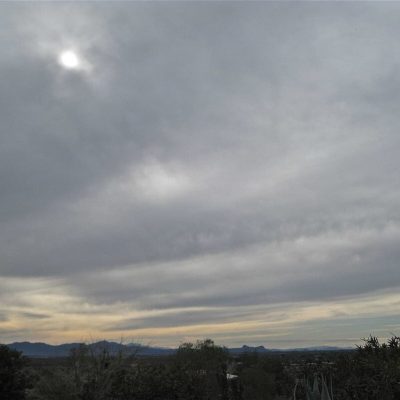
[1,336,400,400]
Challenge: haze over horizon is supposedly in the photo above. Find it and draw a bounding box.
[1,2,400,349]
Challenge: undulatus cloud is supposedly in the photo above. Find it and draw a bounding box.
[1,2,400,348]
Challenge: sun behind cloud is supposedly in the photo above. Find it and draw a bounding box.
[58,50,80,69]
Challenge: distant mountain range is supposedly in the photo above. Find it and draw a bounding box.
[5,341,351,358]
[6,341,175,357]
[227,344,349,354]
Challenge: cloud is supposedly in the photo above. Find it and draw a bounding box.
[1,2,400,346]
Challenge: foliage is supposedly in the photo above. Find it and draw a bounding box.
[292,335,400,400]
[238,352,292,400]
[334,335,400,400]
[240,366,275,400]
[174,338,230,400]
[28,343,125,400]
[18,335,400,400]
[0,344,32,400]
[28,339,234,400]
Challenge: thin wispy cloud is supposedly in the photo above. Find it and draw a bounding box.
[1,2,399,347]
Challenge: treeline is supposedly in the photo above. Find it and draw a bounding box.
[1,336,400,400]
[1,339,291,400]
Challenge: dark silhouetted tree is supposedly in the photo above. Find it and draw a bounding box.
[0,344,31,400]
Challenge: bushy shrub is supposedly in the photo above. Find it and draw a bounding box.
[334,335,400,400]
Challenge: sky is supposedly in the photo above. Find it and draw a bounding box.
[1,2,400,349]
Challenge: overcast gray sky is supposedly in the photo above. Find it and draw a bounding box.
[1,2,400,348]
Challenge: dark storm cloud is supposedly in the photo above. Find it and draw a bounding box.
[1,2,400,345]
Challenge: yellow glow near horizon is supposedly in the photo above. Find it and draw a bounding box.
[2,275,400,347]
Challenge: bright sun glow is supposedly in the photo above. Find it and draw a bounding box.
[59,50,80,69]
